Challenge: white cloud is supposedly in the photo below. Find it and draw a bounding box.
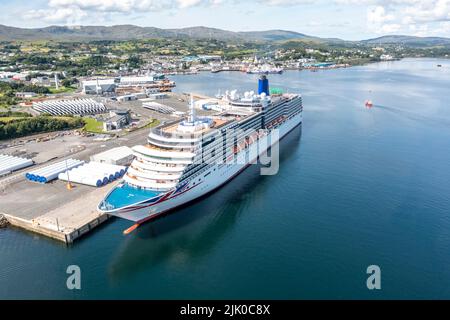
[258,0,315,5]
[17,0,450,37]
[340,0,450,36]
[24,6,88,24]
[177,0,203,8]
[24,0,224,24]
[367,6,394,24]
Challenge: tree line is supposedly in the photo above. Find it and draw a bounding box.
[0,116,85,140]
[0,82,51,108]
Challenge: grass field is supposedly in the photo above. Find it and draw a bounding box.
[48,87,76,94]
[83,117,104,133]
[145,119,160,129]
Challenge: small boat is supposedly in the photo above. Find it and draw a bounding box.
[437,64,442,67]
[365,100,373,108]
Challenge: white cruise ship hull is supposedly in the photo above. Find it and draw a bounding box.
[106,112,302,223]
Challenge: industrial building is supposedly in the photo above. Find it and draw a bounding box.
[32,98,108,116]
[82,79,116,94]
[116,92,146,102]
[119,76,154,86]
[31,76,56,87]
[198,55,222,62]
[103,109,131,131]
[15,92,37,99]
[90,146,134,166]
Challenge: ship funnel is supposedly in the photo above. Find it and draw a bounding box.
[258,75,270,96]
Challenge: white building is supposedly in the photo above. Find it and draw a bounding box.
[380,54,395,61]
[103,109,131,131]
[32,98,107,116]
[119,76,154,86]
[15,92,37,99]
[90,146,134,166]
[82,79,116,94]
[31,76,55,86]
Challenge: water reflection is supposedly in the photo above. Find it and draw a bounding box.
[108,126,302,279]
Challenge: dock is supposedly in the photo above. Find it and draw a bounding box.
[0,92,217,243]
[0,177,119,243]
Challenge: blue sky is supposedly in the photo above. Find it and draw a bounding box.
[0,0,449,40]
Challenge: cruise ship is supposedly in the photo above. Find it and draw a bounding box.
[98,76,303,232]
[246,64,284,75]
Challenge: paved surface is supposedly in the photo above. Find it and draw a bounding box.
[34,180,120,233]
[0,126,150,219]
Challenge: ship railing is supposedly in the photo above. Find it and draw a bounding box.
[152,128,203,139]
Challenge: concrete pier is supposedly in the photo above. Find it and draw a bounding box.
[0,214,8,228]
[0,177,119,244]
[0,93,212,243]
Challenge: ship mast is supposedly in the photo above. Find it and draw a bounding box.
[188,94,196,123]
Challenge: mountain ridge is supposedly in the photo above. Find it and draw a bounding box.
[0,24,449,46]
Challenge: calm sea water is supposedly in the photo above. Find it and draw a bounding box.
[1,58,450,299]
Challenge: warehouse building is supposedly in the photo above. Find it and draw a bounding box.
[82,79,116,94]
[32,98,108,116]
[90,146,134,166]
[103,109,131,131]
[119,76,154,86]
[15,92,37,99]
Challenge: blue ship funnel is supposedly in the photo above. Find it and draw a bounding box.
[258,75,270,96]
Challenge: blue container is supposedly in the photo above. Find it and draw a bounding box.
[103,177,109,185]
[96,179,103,187]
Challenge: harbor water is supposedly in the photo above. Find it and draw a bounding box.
[1,58,450,299]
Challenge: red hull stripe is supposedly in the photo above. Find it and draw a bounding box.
[124,119,302,223]
[134,119,302,225]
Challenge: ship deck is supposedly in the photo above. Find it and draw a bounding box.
[103,183,162,210]
[160,118,230,135]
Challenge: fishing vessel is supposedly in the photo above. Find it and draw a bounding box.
[98,76,303,231]
[246,64,284,74]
